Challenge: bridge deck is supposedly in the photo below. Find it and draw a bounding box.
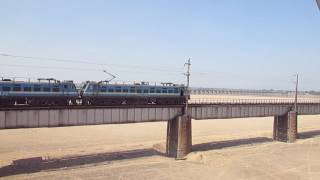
[1,103,320,129]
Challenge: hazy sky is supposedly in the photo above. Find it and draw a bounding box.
[1,0,320,90]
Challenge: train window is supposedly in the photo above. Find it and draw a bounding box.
[2,86,10,91]
[130,87,135,93]
[64,85,68,89]
[162,90,167,93]
[43,87,51,92]
[143,90,149,93]
[156,89,161,93]
[108,89,114,92]
[100,86,107,92]
[123,89,128,93]
[13,86,21,91]
[168,90,173,93]
[34,86,41,92]
[115,88,121,93]
[150,89,155,93]
[24,87,32,92]
[174,88,179,93]
[53,87,60,92]
[137,89,142,93]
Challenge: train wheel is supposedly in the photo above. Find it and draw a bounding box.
[126,99,135,105]
[92,99,101,106]
[148,98,156,104]
[82,99,90,105]
[16,99,26,105]
[111,100,120,105]
[40,100,47,106]
[54,99,66,106]
[156,99,164,105]
[120,99,126,105]
[26,99,32,105]
[5,99,15,106]
[71,99,77,105]
[30,99,40,106]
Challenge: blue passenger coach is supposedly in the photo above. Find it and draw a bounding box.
[0,78,78,106]
[81,81,186,105]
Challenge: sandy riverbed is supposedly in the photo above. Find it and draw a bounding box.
[0,114,320,179]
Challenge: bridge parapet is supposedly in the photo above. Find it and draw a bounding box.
[0,103,320,129]
[189,103,320,120]
[189,98,320,104]
[0,106,183,129]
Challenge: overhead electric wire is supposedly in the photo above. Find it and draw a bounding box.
[0,52,183,72]
[1,64,185,84]
[0,63,99,71]
[0,63,184,75]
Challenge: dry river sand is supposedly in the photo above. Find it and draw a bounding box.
[0,115,320,179]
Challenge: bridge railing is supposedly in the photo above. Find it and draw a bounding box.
[189,98,320,104]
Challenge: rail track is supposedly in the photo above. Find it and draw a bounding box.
[0,104,185,111]
[2,99,320,111]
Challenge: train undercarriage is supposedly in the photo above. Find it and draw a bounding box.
[81,96,186,106]
[0,96,186,107]
[0,97,77,106]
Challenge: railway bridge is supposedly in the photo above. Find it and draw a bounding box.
[1,100,320,159]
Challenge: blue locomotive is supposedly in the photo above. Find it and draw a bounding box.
[81,81,186,105]
[0,78,186,106]
[0,78,78,106]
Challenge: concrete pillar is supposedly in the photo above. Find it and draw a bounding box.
[287,111,298,142]
[273,113,288,142]
[273,111,297,142]
[166,115,192,159]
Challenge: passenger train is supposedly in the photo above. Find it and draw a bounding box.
[0,78,186,106]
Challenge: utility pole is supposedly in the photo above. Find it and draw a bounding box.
[184,59,191,115]
[294,74,299,112]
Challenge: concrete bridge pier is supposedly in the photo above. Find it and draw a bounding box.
[166,115,192,159]
[273,111,297,142]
